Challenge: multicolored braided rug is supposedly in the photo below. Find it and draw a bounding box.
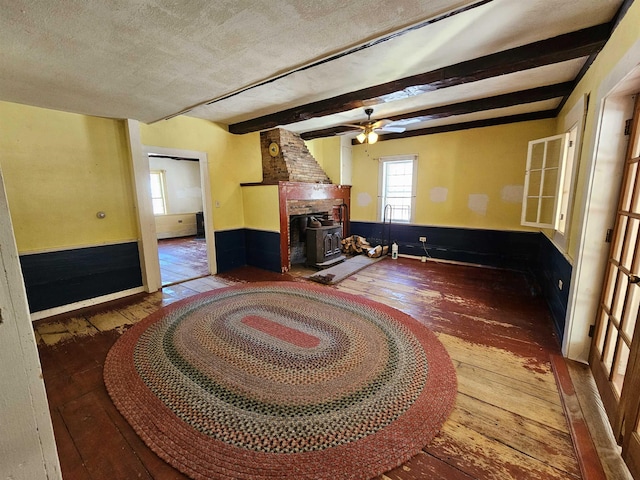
[104,282,456,480]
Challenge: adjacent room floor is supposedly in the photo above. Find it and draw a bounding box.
[33,258,628,479]
[157,236,209,286]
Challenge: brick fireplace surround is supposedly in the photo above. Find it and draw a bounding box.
[278,181,350,272]
[249,128,351,272]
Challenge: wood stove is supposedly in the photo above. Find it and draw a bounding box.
[306,225,344,268]
[278,182,351,272]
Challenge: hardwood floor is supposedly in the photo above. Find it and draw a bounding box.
[158,236,209,286]
[34,258,609,479]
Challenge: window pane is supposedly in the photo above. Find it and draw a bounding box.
[524,198,539,224]
[595,310,608,354]
[603,322,617,372]
[612,273,629,323]
[528,170,542,196]
[150,173,162,198]
[603,265,618,308]
[150,170,167,215]
[152,198,165,215]
[546,138,563,168]
[539,198,556,225]
[613,216,628,262]
[542,168,559,196]
[631,162,640,214]
[381,159,414,223]
[612,339,630,395]
[621,161,637,212]
[622,284,640,341]
[621,218,639,270]
[530,142,545,169]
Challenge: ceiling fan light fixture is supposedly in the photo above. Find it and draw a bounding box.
[367,131,378,144]
[356,132,367,143]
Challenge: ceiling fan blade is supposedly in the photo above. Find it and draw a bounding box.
[336,130,358,136]
[388,118,422,126]
[343,124,366,129]
[377,126,406,133]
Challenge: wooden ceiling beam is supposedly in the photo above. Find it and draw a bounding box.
[300,82,573,140]
[229,24,610,135]
[354,110,558,144]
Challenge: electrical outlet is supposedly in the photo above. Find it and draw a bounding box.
[419,236,426,242]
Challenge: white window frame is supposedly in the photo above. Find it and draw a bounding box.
[521,133,569,229]
[553,94,587,253]
[520,95,586,255]
[377,154,418,223]
[150,169,168,215]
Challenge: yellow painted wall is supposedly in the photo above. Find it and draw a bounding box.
[350,119,556,230]
[242,185,280,231]
[306,136,341,184]
[559,0,640,260]
[139,116,262,231]
[0,101,138,253]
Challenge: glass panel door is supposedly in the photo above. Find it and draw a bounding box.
[591,94,640,478]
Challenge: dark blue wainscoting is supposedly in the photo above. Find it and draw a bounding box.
[19,242,143,313]
[245,229,281,272]
[350,221,541,270]
[215,229,281,274]
[533,234,573,340]
[214,229,248,273]
[350,221,572,341]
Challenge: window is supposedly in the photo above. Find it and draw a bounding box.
[521,95,586,252]
[149,170,167,215]
[521,134,569,229]
[378,155,417,223]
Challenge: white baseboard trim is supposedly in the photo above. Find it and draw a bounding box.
[397,253,495,269]
[30,286,146,322]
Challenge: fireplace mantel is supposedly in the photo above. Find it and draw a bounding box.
[278,182,350,272]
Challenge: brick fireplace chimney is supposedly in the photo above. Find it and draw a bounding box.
[260,129,332,184]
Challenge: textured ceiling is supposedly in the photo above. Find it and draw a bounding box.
[0,0,625,140]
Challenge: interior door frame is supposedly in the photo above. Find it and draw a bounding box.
[126,120,216,292]
[0,164,61,479]
[564,41,640,363]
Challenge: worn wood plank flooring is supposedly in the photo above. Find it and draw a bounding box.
[158,236,209,286]
[35,257,600,479]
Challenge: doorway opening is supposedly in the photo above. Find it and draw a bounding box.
[148,153,209,286]
[137,145,215,290]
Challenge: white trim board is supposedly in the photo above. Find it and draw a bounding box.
[126,128,216,292]
[18,238,139,256]
[30,286,146,322]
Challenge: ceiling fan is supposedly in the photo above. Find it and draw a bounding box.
[345,108,405,144]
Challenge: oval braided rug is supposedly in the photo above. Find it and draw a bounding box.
[104,282,456,480]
